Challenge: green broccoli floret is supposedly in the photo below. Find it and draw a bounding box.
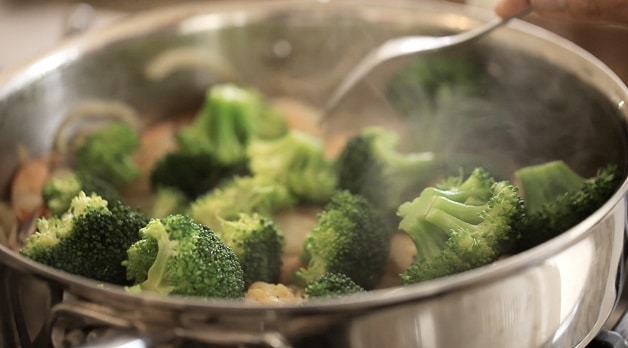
[124,235,157,286]
[304,273,366,299]
[296,190,390,289]
[124,214,244,298]
[217,213,284,287]
[20,192,149,285]
[386,56,488,115]
[384,56,512,159]
[515,160,622,251]
[336,126,441,219]
[150,187,188,219]
[42,171,122,216]
[188,176,296,232]
[150,151,249,200]
[398,168,524,284]
[176,84,287,165]
[247,130,337,204]
[74,122,140,187]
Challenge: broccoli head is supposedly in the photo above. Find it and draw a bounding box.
[124,214,244,298]
[304,272,366,299]
[188,176,296,232]
[150,150,249,200]
[217,213,285,287]
[176,84,287,165]
[515,160,622,251]
[42,171,122,216]
[336,126,441,219]
[397,168,524,284]
[74,122,140,187]
[386,56,488,116]
[247,130,337,204]
[21,192,149,285]
[296,190,390,289]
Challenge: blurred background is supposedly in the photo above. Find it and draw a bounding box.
[0,0,627,83]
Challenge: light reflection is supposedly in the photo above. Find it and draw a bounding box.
[178,11,249,35]
[25,49,76,79]
[552,239,594,323]
[417,310,438,347]
[117,339,147,348]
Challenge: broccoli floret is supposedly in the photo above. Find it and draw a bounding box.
[304,273,366,299]
[296,190,390,289]
[74,122,140,187]
[124,214,244,298]
[397,168,524,284]
[386,56,488,115]
[384,56,512,159]
[217,213,284,287]
[247,130,337,204]
[42,171,122,216]
[150,151,248,200]
[257,107,289,140]
[150,187,188,219]
[515,160,622,251]
[336,126,441,219]
[20,192,149,285]
[124,235,157,285]
[176,84,287,165]
[188,176,296,232]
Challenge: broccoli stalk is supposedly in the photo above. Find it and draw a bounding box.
[515,160,587,213]
[188,176,296,232]
[176,84,287,165]
[247,130,337,204]
[42,171,122,216]
[124,214,245,298]
[305,273,366,299]
[217,213,285,287]
[514,160,622,251]
[21,192,149,285]
[397,168,524,284]
[137,220,179,295]
[336,126,441,220]
[296,190,390,289]
[74,122,140,187]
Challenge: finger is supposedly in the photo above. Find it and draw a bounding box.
[495,0,532,18]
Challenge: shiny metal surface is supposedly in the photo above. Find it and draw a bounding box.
[0,1,627,347]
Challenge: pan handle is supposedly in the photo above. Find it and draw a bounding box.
[50,300,292,348]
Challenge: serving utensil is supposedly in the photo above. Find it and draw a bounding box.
[321,6,532,121]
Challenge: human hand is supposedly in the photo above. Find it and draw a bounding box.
[494,0,628,25]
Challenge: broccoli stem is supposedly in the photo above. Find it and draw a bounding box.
[515,160,586,213]
[411,221,449,260]
[140,221,178,295]
[400,190,486,232]
[426,196,486,227]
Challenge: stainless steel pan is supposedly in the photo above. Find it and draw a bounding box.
[0,1,627,347]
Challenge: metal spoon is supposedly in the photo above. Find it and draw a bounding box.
[321,7,532,121]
